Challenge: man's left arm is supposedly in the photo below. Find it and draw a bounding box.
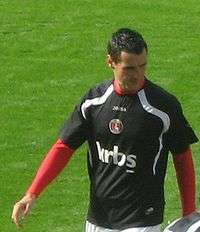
[172,146,196,216]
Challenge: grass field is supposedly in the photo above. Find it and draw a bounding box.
[0,0,199,231]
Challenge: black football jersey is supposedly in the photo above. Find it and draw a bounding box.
[59,79,198,229]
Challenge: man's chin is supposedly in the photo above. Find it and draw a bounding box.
[121,82,138,92]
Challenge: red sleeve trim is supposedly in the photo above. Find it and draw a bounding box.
[26,139,74,197]
[173,147,196,216]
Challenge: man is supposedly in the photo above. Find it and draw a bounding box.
[12,28,198,232]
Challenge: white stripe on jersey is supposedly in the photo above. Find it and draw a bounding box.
[138,89,170,175]
[81,84,114,119]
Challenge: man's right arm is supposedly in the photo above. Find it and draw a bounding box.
[12,89,91,227]
[11,139,74,227]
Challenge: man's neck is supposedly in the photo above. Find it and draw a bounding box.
[113,78,146,96]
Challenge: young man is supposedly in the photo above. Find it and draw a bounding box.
[12,28,198,232]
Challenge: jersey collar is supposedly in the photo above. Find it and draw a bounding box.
[113,78,146,96]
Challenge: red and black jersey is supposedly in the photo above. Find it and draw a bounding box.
[59,78,198,229]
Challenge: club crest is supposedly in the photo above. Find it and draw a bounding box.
[109,119,123,134]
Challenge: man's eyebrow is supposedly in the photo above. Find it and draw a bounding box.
[122,62,147,68]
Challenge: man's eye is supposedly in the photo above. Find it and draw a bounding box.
[124,67,135,70]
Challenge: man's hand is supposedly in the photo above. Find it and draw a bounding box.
[11,193,36,228]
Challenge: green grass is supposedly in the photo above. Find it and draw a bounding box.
[0,0,199,231]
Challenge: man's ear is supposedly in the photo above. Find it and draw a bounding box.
[107,55,115,69]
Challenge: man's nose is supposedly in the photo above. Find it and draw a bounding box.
[132,67,141,77]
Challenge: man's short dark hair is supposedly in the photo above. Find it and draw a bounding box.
[107,28,148,63]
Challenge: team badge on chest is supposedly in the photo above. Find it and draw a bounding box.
[109,119,123,134]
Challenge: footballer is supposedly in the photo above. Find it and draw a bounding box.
[12,28,199,232]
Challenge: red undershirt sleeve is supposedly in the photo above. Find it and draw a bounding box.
[26,139,74,198]
[172,147,196,216]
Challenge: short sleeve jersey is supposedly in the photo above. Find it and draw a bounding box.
[59,79,198,230]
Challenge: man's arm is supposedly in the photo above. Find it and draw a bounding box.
[172,147,196,216]
[26,139,74,197]
[11,139,74,227]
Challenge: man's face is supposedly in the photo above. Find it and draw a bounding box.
[108,48,147,92]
